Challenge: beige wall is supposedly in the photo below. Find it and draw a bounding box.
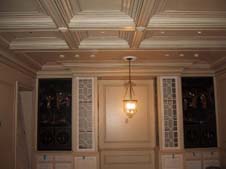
[0,63,34,169]
[216,71,226,168]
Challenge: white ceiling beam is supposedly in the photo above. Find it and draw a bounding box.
[59,27,78,49]
[38,0,69,27]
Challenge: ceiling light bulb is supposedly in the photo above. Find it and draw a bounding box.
[59,54,64,58]
[194,53,199,57]
[179,53,184,57]
[74,54,80,58]
[164,54,170,57]
[90,54,96,58]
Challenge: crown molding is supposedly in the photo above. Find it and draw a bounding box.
[20,53,42,70]
[0,12,56,30]
[0,47,37,77]
[212,56,226,74]
[37,60,215,76]
[0,35,9,48]
[69,11,135,29]
[9,37,69,50]
[79,37,130,49]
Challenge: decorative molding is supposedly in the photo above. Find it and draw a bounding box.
[0,34,10,48]
[59,27,78,49]
[20,53,42,70]
[38,0,67,27]
[134,0,156,26]
[69,11,135,29]
[122,0,156,26]
[140,38,226,49]
[68,0,81,13]
[119,31,134,47]
[53,0,75,23]
[131,31,145,48]
[212,57,226,74]
[148,15,226,28]
[10,37,69,50]
[0,12,56,30]
[79,37,130,49]
[43,61,194,76]
[101,150,154,169]
[71,31,88,46]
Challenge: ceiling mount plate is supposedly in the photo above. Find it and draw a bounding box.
[123,56,137,62]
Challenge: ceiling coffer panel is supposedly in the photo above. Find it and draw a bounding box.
[77,30,132,49]
[10,37,69,50]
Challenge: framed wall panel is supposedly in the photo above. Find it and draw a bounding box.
[99,80,155,149]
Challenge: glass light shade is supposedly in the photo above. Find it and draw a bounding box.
[123,99,137,118]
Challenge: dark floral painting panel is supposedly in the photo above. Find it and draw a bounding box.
[38,79,72,150]
[182,77,217,148]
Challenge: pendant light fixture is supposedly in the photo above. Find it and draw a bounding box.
[123,56,137,118]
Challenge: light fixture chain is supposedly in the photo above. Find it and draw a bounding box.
[129,59,132,100]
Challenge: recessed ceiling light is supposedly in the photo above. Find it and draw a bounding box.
[197,31,202,34]
[74,54,80,58]
[179,53,184,57]
[59,54,65,58]
[194,53,199,58]
[164,54,170,57]
[90,54,96,58]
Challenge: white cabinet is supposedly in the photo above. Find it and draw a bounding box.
[74,156,97,169]
[36,155,73,169]
[161,154,183,169]
[185,160,202,169]
[184,150,220,169]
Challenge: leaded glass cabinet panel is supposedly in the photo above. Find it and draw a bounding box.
[37,78,72,151]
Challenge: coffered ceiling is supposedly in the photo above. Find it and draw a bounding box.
[0,0,226,75]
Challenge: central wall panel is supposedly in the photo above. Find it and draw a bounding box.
[98,80,156,169]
